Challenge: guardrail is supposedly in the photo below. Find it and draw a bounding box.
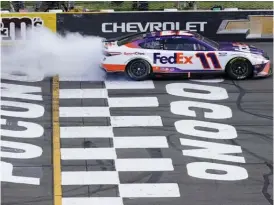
[1,10,273,42]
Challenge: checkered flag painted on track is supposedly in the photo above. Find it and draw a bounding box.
[58,80,180,204]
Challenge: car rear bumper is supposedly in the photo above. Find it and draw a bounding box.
[100,63,107,72]
[100,63,126,72]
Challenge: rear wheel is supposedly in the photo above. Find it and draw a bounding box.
[226,57,253,80]
[126,59,152,81]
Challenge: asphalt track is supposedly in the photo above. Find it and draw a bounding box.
[1,42,273,205]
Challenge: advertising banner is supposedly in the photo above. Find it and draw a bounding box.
[1,13,57,42]
[56,10,273,42]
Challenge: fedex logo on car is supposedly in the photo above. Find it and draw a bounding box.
[153,53,193,64]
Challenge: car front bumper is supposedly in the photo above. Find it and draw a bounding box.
[253,61,272,78]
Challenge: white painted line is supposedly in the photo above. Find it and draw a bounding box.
[61,148,117,160]
[108,97,159,107]
[62,197,123,205]
[191,78,224,83]
[119,183,180,197]
[110,116,163,127]
[59,107,110,117]
[114,136,168,148]
[60,126,114,138]
[105,80,155,89]
[116,158,174,171]
[59,76,104,81]
[59,89,108,99]
[59,76,84,81]
[62,171,119,185]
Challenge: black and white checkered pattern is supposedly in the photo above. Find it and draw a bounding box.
[59,80,180,205]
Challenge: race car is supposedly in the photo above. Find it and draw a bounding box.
[101,30,271,81]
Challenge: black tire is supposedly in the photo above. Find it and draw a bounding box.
[126,59,152,81]
[225,57,253,80]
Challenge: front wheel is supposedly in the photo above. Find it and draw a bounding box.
[226,57,253,80]
[126,59,152,81]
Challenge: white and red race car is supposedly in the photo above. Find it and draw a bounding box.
[101,30,271,81]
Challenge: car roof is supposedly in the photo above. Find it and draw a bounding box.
[113,30,202,47]
[143,30,196,38]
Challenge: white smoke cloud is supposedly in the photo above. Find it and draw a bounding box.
[1,27,107,81]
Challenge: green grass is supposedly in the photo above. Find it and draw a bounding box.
[1,1,273,11]
[74,1,273,11]
[197,1,273,10]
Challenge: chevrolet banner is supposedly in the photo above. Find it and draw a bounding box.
[56,10,273,42]
[217,15,273,39]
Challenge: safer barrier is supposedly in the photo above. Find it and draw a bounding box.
[1,10,273,42]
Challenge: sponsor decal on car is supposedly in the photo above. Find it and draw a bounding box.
[218,52,227,56]
[153,53,193,64]
[232,42,248,47]
[124,52,145,55]
[105,42,115,47]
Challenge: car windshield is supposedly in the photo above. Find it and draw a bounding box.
[191,32,219,50]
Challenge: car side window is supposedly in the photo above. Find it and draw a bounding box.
[163,38,206,51]
[163,38,194,51]
[139,39,162,49]
[195,43,207,51]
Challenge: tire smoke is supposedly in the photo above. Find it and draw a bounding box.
[1,27,107,81]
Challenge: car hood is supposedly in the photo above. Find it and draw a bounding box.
[218,42,264,55]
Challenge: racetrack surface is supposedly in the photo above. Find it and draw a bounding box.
[1,42,273,205]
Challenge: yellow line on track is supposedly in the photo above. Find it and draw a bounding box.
[52,75,62,205]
